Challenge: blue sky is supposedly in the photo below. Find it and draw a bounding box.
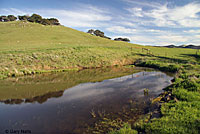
[1,0,200,46]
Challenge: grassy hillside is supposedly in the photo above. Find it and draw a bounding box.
[0,21,139,78]
[0,21,198,79]
[0,21,141,79]
[0,21,143,51]
[0,21,200,134]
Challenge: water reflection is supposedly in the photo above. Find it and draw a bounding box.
[0,67,173,134]
[0,67,142,101]
[1,91,64,104]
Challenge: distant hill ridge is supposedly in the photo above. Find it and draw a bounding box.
[163,44,200,49]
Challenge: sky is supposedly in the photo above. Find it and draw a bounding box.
[1,0,200,46]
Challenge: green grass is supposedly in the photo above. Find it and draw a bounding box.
[142,101,200,134]
[0,21,144,79]
[0,21,200,134]
[109,124,138,134]
[0,21,198,79]
[132,58,200,134]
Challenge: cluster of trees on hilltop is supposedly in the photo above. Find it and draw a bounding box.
[87,29,131,42]
[114,37,130,42]
[87,29,111,40]
[0,14,60,25]
[0,15,17,22]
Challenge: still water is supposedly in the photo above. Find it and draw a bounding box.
[0,67,173,134]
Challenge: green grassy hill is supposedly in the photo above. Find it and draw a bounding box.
[0,21,200,134]
[0,21,139,51]
[0,21,197,79]
[0,21,142,79]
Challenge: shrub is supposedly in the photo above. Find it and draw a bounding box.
[87,29,111,39]
[48,18,60,25]
[87,29,95,34]
[17,14,60,25]
[41,19,51,25]
[0,16,9,22]
[18,15,29,21]
[114,38,130,42]
[7,15,17,21]
[0,16,3,22]
[28,14,42,23]
[94,29,105,37]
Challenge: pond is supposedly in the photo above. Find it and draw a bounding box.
[0,67,173,134]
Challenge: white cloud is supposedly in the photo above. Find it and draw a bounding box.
[56,10,111,22]
[0,5,112,28]
[119,21,136,27]
[179,19,200,27]
[143,4,177,27]
[167,3,200,27]
[40,4,112,28]
[106,26,136,34]
[43,9,112,27]
[168,3,200,20]
[184,29,200,33]
[194,35,200,38]
[127,8,143,17]
[157,35,188,42]
[123,0,162,8]
[186,41,200,45]
[144,29,163,33]
[126,2,200,28]
[0,8,28,15]
[123,33,193,46]
[130,36,156,43]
